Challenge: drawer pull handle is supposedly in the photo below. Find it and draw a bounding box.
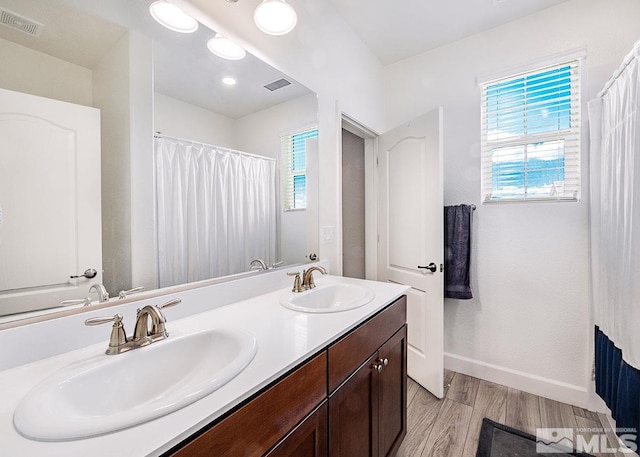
[372,363,383,373]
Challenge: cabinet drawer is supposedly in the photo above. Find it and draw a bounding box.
[170,351,327,457]
[328,295,406,393]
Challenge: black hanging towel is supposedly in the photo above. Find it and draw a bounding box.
[444,204,473,299]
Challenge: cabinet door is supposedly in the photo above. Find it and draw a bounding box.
[329,354,379,457]
[378,326,407,457]
[265,402,328,457]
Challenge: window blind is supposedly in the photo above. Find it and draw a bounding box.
[281,127,318,211]
[480,60,581,203]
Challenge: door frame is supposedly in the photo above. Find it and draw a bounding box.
[340,113,379,280]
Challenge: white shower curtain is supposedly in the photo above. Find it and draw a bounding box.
[589,41,640,434]
[589,41,640,369]
[155,137,277,288]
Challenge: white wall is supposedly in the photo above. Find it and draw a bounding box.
[0,38,92,106]
[128,32,155,293]
[154,92,236,148]
[384,0,640,405]
[179,0,385,274]
[93,33,132,295]
[235,93,318,264]
[234,93,318,158]
[93,31,155,296]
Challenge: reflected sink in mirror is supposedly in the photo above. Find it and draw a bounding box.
[280,282,375,313]
[13,328,257,441]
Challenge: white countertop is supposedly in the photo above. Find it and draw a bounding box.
[0,275,408,456]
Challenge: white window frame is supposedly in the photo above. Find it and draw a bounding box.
[480,57,583,203]
[281,126,318,211]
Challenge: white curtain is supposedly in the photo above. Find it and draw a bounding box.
[589,41,640,369]
[155,137,276,288]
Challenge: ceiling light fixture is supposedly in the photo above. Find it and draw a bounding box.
[149,0,199,33]
[207,34,247,60]
[222,77,237,86]
[254,0,297,36]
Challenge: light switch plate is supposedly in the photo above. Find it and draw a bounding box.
[321,226,336,244]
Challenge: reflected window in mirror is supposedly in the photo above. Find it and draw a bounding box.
[282,127,318,211]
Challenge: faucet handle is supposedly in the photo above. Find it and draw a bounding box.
[153,299,181,336]
[157,298,181,310]
[287,272,304,293]
[85,315,121,326]
[118,286,145,299]
[59,297,92,307]
[85,314,131,355]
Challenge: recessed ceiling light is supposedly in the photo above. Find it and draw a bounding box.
[149,1,199,33]
[222,77,237,86]
[254,0,297,36]
[207,34,247,60]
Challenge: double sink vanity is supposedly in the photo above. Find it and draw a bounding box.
[0,264,409,456]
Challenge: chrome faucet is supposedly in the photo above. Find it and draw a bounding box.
[250,259,268,271]
[84,298,181,355]
[88,284,109,303]
[302,266,327,289]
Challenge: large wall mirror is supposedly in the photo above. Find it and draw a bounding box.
[0,0,319,323]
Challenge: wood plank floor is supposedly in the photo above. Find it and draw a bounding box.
[398,371,629,457]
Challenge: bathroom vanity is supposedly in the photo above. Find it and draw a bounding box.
[0,269,409,456]
[168,295,407,457]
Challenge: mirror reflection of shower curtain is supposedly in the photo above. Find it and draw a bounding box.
[154,137,277,288]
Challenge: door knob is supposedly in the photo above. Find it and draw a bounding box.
[70,268,98,279]
[417,263,437,273]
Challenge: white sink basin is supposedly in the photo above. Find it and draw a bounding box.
[14,328,257,441]
[280,282,375,313]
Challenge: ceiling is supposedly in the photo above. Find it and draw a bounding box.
[328,0,570,65]
[0,0,572,113]
[0,0,310,119]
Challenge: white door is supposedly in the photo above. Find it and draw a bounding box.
[0,88,102,315]
[377,107,444,398]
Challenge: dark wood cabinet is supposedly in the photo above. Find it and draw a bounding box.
[329,353,379,457]
[328,326,407,457]
[169,352,327,457]
[165,295,407,457]
[265,402,328,457]
[378,327,407,457]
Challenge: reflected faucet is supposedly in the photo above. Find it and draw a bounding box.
[118,286,145,300]
[250,259,268,271]
[88,284,109,303]
[60,297,91,307]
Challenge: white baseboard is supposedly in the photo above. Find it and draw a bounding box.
[444,352,589,408]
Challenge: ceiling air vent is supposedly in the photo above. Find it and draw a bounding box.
[264,78,292,92]
[0,8,43,37]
